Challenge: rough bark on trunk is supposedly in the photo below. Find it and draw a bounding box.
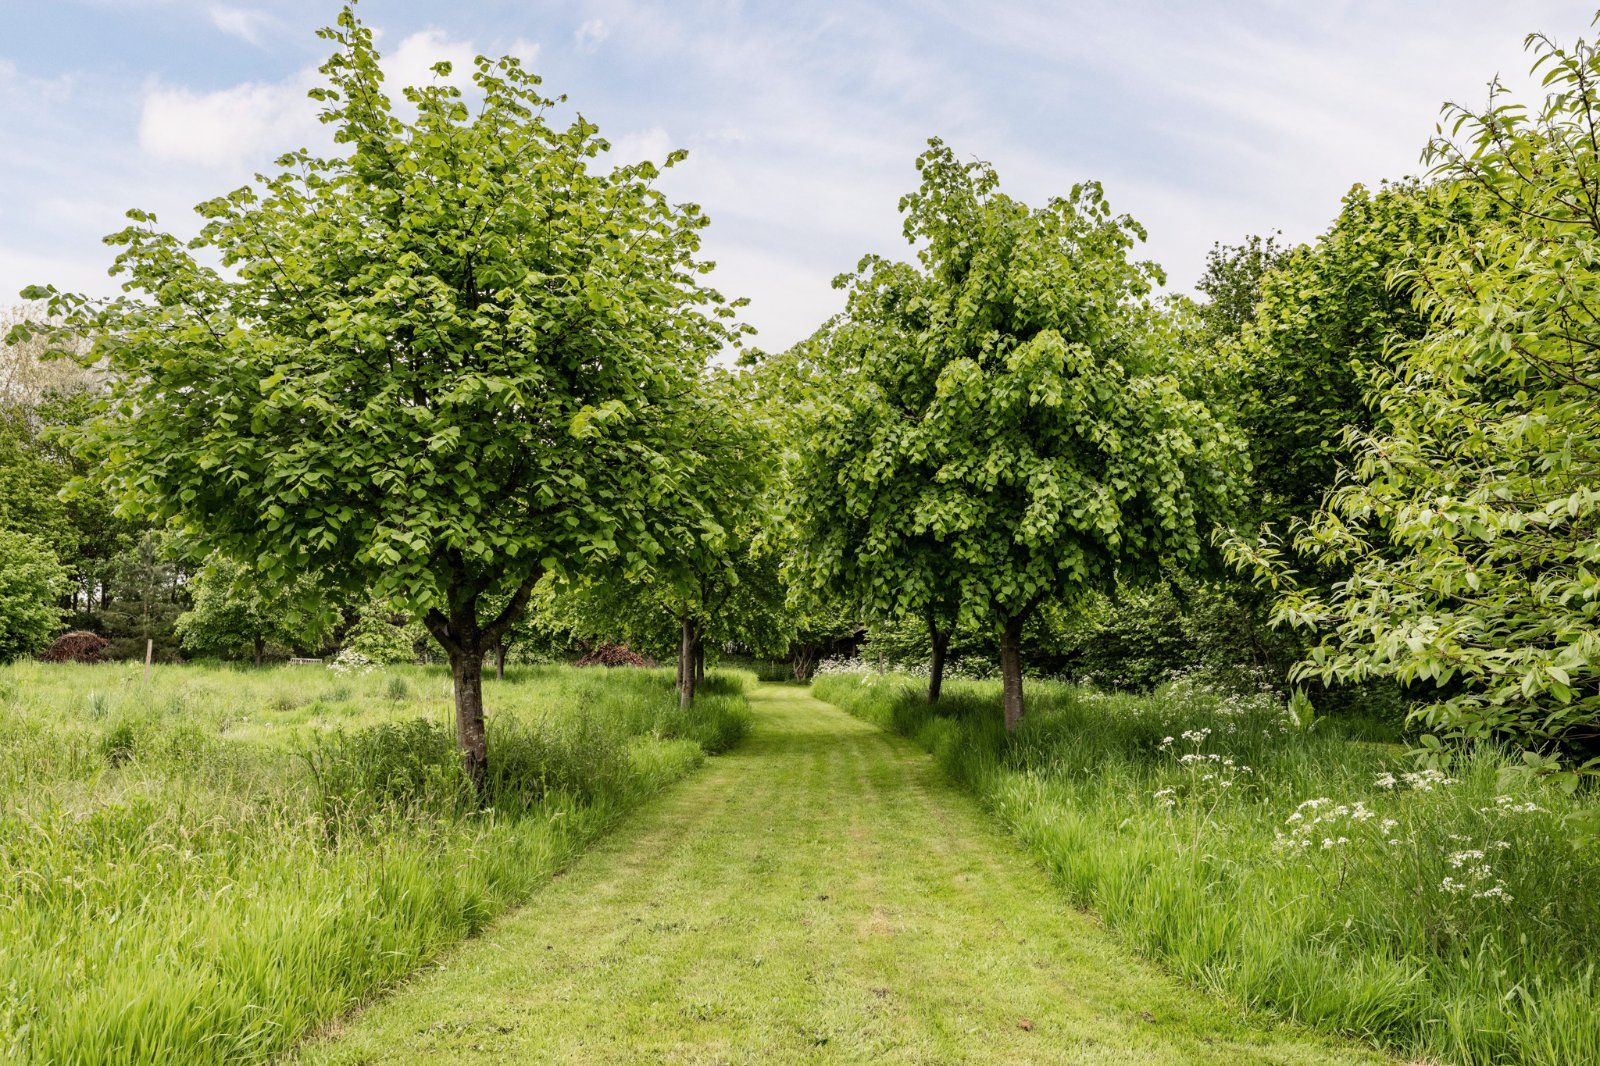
[494,640,507,681]
[927,623,950,704]
[450,649,489,796]
[678,617,697,708]
[253,635,265,669]
[693,638,705,688]
[999,613,1025,732]
[421,569,542,806]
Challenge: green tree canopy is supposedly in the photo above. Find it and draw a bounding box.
[792,140,1244,727]
[553,368,782,703]
[175,554,333,665]
[17,6,741,789]
[0,530,67,661]
[1234,29,1600,772]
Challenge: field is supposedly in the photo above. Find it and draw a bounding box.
[0,661,751,1064]
[814,670,1600,1066]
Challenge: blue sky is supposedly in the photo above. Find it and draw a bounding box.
[1,1,1594,351]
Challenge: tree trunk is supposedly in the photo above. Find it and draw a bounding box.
[450,649,489,796]
[792,644,816,681]
[253,635,265,669]
[693,637,705,688]
[494,640,507,681]
[999,613,1025,732]
[928,623,950,703]
[678,617,697,708]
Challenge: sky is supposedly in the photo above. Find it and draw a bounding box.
[0,1,1595,353]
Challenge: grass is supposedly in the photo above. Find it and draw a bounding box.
[814,669,1600,1066]
[302,683,1378,1064]
[0,659,751,1064]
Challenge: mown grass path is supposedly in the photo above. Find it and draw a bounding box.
[301,684,1384,1064]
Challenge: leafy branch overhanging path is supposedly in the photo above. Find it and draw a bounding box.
[302,684,1384,1064]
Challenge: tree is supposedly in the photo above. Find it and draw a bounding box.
[647,371,774,706]
[0,530,67,660]
[175,554,332,665]
[340,597,429,665]
[795,140,1242,728]
[782,266,965,703]
[1233,29,1600,769]
[17,7,739,792]
[0,306,129,622]
[1194,233,1288,342]
[1232,182,1465,531]
[99,533,184,661]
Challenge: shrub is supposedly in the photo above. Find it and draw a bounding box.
[574,642,656,668]
[39,630,110,663]
[0,530,67,661]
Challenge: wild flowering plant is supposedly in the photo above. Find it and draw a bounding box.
[327,649,377,675]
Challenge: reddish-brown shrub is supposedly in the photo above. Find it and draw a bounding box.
[574,642,656,668]
[39,630,110,663]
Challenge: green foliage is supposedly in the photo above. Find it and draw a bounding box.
[550,370,786,674]
[1235,31,1600,766]
[342,598,428,665]
[175,553,332,663]
[0,530,67,660]
[1194,232,1289,343]
[790,140,1243,714]
[14,5,742,735]
[1232,181,1473,531]
[820,669,1600,1065]
[99,532,184,660]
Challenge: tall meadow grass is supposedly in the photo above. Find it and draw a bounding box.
[0,661,751,1064]
[815,669,1600,1066]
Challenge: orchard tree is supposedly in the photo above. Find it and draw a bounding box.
[797,141,1243,729]
[783,265,964,702]
[552,370,780,705]
[175,554,332,665]
[1234,30,1600,769]
[0,530,67,660]
[16,7,740,791]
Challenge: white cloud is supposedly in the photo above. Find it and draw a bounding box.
[208,5,272,46]
[575,18,609,54]
[505,37,541,68]
[382,27,478,93]
[138,74,319,169]
[608,126,672,163]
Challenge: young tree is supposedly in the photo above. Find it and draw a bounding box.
[796,141,1243,729]
[340,598,429,665]
[0,530,67,660]
[100,532,184,661]
[175,554,332,665]
[17,7,739,791]
[1236,31,1600,769]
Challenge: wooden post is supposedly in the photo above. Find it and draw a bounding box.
[144,637,153,683]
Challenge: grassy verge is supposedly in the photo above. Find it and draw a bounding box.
[814,670,1600,1066]
[0,661,751,1064]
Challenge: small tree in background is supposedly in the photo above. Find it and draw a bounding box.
[341,598,430,666]
[175,554,332,665]
[99,532,184,661]
[784,264,965,703]
[0,530,67,660]
[17,7,741,792]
